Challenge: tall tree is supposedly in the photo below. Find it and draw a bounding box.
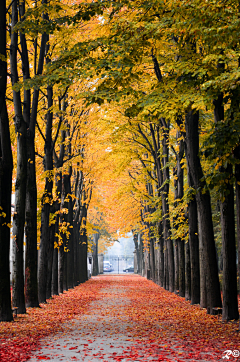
[185,109,222,314]
[0,0,13,322]
[10,0,27,314]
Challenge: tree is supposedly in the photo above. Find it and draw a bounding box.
[0,0,13,321]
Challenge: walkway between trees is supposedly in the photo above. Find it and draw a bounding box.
[0,275,239,361]
[28,275,238,361]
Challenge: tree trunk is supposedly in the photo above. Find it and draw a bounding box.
[213,96,238,320]
[38,85,53,303]
[133,233,140,274]
[0,0,13,321]
[58,243,64,294]
[10,0,27,315]
[198,222,207,308]
[63,236,68,291]
[185,139,200,305]
[46,204,55,300]
[52,247,58,295]
[79,205,88,283]
[235,146,240,296]
[157,222,164,287]
[51,176,62,296]
[148,235,155,282]
[139,234,144,275]
[164,248,168,290]
[161,121,174,291]
[0,109,13,320]
[178,240,185,297]
[187,199,200,304]
[25,31,48,308]
[25,130,39,307]
[220,164,239,321]
[92,233,99,276]
[185,240,191,301]
[64,171,74,289]
[185,109,222,314]
[174,241,179,293]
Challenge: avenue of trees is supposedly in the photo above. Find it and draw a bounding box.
[0,0,240,323]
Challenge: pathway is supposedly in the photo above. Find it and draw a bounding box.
[27,275,237,361]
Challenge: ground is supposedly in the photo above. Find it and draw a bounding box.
[0,275,239,361]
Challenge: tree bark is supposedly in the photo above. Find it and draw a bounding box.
[214,95,238,320]
[185,108,222,314]
[178,240,185,297]
[161,121,174,292]
[158,222,164,287]
[64,170,74,289]
[184,139,200,305]
[25,31,48,308]
[0,2,13,322]
[149,234,156,282]
[79,204,88,283]
[92,233,99,276]
[38,85,53,303]
[51,173,62,296]
[139,234,144,275]
[185,240,191,301]
[235,146,240,296]
[164,248,168,290]
[174,241,179,292]
[46,205,55,300]
[10,0,26,314]
[187,199,200,304]
[0,31,13,321]
[25,128,39,307]
[58,242,64,294]
[173,131,185,295]
[52,247,58,295]
[220,164,239,320]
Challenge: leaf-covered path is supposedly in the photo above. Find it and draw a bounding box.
[1,275,240,361]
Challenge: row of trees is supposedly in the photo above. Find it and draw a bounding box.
[1,0,240,324]
[0,0,101,321]
[80,0,240,322]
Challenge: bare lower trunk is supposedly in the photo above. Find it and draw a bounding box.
[185,241,191,301]
[63,238,68,291]
[185,109,221,313]
[46,207,55,300]
[185,144,200,305]
[11,128,27,314]
[0,103,13,321]
[58,243,64,294]
[11,0,26,315]
[92,233,99,276]
[149,236,155,282]
[25,131,39,307]
[235,147,240,296]
[51,173,62,295]
[0,2,13,320]
[164,248,168,290]
[38,85,53,303]
[188,199,200,305]
[174,241,179,292]
[198,221,207,308]
[64,172,74,289]
[162,123,174,291]
[52,247,58,295]
[139,234,144,275]
[178,239,185,297]
[220,164,239,321]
